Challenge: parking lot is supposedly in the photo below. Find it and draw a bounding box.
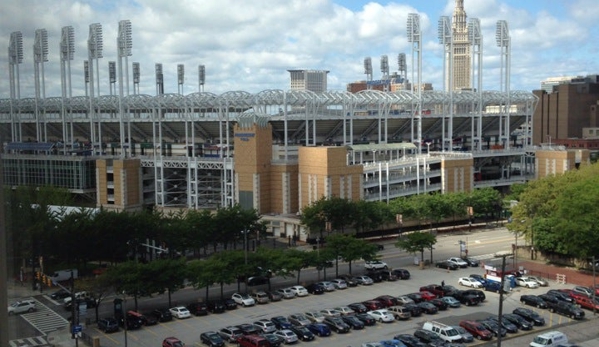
[81,262,597,347]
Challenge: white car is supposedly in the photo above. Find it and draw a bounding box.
[169,306,191,319]
[232,293,256,306]
[276,288,296,299]
[330,279,348,289]
[305,310,326,323]
[316,281,336,291]
[63,291,88,304]
[458,277,483,288]
[320,308,342,317]
[367,309,395,323]
[8,300,36,315]
[447,257,469,268]
[364,260,388,270]
[515,277,539,288]
[334,306,355,316]
[274,329,299,344]
[289,285,309,297]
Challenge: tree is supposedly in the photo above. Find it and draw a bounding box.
[395,232,437,262]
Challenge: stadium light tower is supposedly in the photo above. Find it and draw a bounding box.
[364,57,373,89]
[9,31,23,142]
[88,23,104,153]
[34,28,49,142]
[132,62,140,94]
[397,53,407,88]
[468,18,483,151]
[177,64,185,95]
[496,20,511,149]
[118,20,132,157]
[60,26,75,154]
[380,55,390,91]
[407,13,422,154]
[438,15,453,151]
[198,65,205,92]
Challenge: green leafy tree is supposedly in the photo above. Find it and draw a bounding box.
[395,232,437,262]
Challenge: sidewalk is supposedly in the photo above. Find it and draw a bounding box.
[7,279,48,300]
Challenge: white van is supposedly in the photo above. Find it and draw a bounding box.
[530,331,568,347]
[51,269,78,283]
[422,321,463,343]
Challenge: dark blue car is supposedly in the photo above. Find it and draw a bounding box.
[307,323,331,337]
[484,281,507,293]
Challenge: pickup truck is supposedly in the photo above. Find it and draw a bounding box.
[549,301,585,319]
[420,285,445,298]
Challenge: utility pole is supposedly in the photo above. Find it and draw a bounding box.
[497,254,510,347]
[70,270,79,347]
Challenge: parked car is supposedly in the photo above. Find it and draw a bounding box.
[502,313,533,330]
[50,289,71,300]
[483,281,507,293]
[270,315,293,329]
[316,281,336,291]
[406,292,424,303]
[402,303,423,317]
[206,300,226,313]
[365,260,388,270]
[520,295,548,308]
[338,274,359,286]
[373,270,398,281]
[429,298,449,310]
[288,313,311,326]
[152,308,173,322]
[162,337,185,347]
[447,257,469,268]
[306,322,331,337]
[572,294,599,311]
[462,257,480,267]
[341,315,365,329]
[394,333,428,347]
[305,283,325,295]
[265,290,283,302]
[354,275,374,285]
[254,319,277,333]
[237,335,269,347]
[237,323,260,335]
[391,268,411,280]
[362,300,385,311]
[304,310,325,323]
[223,298,237,310]
[396,295,415,306]
[348,302,368,313]
[374,295,399,307]
[200,331,225,347]
[484,316,519,334]
[8,300,36,315]
[331,278,348,289]
[413,329,447,346]
[232,293,256,306]
[187,302,208,316]
[513,307,546,326]
[418,291,437,301]
[435,260,458,270]
[260,333,284,347]
[387,305,411,320]
[288,285,309,297]
[289,325,315,341]
[452,291,480,306]
[572,286,594,297]
[458,277,483,288]
[527,275,549,287]
[368,309,395,323]
[323,316,351,333]
[440,296,461,308]
[416,301,438,314]
[97,317,119,333]
[547,290,574,303]
[274,329,299,344]
[169,306,191,319]
[549,300,585,319]
[118,314,142,330]
[128,310,157,326]
[251,291,270,304]
[453,325,474,343]
[320,308,342,317]
[477,320,506,337]
[515,277,539,288]
[420,284,445,298]
[463,289,486,302]
[355,313,377,326]
[218,326,244,343]
[459,320,492,340]
[469,274,487,285]
[276,288,296,299]
[334,306,355,316]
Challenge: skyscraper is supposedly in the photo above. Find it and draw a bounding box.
[288,69,329,93]
[451,0,471,90]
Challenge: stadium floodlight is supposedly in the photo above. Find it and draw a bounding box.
[199,65,205,85]
[60,26,75,62]
[34,29,48,63]
[9,31,23,64]
[406,13,420,43]
[84,60,90,83]
[437,16,451,44]
[88,23,103,59]
[133,62,140,84]
[109,61,117,83]
[468,18,481,46]
[397,53,406,72]
[363,57,372,75]
[380,55,389,76]
[496,20,509,47]
[118,20,132,57]
[178,64,184,84]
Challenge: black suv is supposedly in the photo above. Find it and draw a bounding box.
[151,308,172,322]
[98,317,119,333]
[207,300,226,313]
[550,301,585,319]
[452,290,480,306]
[187,302,208,316]
[413,328,447,347]
[391,268,411,280]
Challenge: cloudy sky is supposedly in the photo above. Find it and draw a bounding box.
[1,0,598,99]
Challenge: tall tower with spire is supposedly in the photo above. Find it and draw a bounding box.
[451,0,471,90]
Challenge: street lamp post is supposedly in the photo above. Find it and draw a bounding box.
[396,214,403,234]
[241,229,249,265]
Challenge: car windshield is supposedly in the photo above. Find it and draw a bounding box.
[533,336,549,344]
[446,328,459,336]
[209,334,220,341]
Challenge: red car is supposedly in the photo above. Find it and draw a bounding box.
[163,337,185,347]
[419,290,437,301]
[459,320,493,341]
[420,285,445,298]
[374,295,399,308]
[362,300,384,311]
[572,294,599,311]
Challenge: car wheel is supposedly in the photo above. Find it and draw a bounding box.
[537,304,542,308]
[476,335,482,340]
[549,308,554,313]
[8,311,14,316]
[28,308,34,313]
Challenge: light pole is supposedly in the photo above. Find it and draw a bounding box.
[316,237,321,281]
[241,229,249,265]
[396,214,403,234]
[425,142,431,155]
